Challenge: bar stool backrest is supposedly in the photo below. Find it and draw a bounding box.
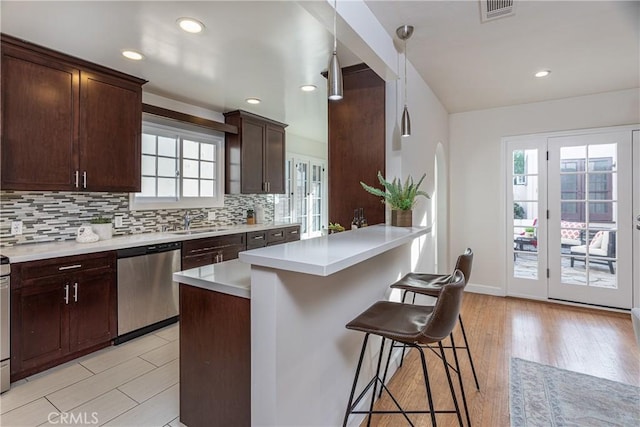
[419,269,466,344]
[454,248,473,284]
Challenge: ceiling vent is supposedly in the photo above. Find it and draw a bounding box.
[480,0,515,22]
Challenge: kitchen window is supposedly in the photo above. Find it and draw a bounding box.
[130,122,224,210]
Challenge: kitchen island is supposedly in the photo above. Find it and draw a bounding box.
[174,224,430,427]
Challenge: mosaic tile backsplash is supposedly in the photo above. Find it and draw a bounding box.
[0,191,275,247]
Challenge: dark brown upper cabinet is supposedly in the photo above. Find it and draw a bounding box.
[224,110,287,194]
[1,34,146,192]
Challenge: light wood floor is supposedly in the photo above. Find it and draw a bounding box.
[363,293,639,427]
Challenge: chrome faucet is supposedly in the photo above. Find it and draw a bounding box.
[183,211,205,230]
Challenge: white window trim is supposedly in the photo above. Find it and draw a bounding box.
[130,122,225,211]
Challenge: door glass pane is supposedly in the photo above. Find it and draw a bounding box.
[512,145,538,280]
[201,162,214,179]
[201,143,215,162]
[562,142,618,290]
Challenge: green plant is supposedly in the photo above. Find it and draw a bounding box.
[328,222,345,232]
[525,227,535,234]
[513,202,525,219]
[360,171,429,211]
[90,216,112,224]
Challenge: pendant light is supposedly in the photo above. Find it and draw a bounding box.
[396,25,414,137]
[328,0,343,100]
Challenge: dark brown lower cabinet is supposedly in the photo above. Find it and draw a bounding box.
[181,233,246,270]
[180,284,250,427]
[11,252,117,381]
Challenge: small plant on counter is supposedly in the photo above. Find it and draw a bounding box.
[360,171,430,211]
[328,222,345,233]
[90,216,112,224]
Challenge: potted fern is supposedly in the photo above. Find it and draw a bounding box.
[360,171,429,227]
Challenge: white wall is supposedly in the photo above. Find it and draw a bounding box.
[449,88,640,294]
[390,58,450,274]
[287,133,327,160]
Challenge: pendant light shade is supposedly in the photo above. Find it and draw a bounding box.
[327,0,343,100]
[328,51,343,100]
[397,25,414,138]
[401,105,411,137]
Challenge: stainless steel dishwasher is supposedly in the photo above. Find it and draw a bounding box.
[116,242,181,343]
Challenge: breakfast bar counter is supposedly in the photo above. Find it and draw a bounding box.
[174,224,430,427]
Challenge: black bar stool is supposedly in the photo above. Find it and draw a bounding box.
[389,249,479,387]
[342,270,467,427]
[379,249,477,427]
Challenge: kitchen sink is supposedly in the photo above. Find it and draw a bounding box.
[173,228,228,235]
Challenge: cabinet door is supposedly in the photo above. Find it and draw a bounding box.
[12,278,69,374]
[1,45,79,190]
[79,71,142,192]
[241,119,266,194]
[69,268,116,352]
[265,125,286,194]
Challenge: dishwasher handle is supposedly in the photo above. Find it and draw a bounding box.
[117,242,182,258]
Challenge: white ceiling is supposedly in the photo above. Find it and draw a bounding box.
[366,0,640,113]
[2,1,638,143]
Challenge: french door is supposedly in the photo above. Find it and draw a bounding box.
[548,131,633,308]
[506,126,636,309]
[274,155,326,239]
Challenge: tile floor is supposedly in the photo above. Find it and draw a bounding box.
[0,323,185,427]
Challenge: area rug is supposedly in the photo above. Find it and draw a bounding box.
[510,357,640,426]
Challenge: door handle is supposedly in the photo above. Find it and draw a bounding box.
[64,284,69,305]
[74,170,79,188]
[82,171,87,189]
[73,282,78,302]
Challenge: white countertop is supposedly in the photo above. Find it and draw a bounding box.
[174,259,251,299]
[1,222,297,263]
[239,224,430,276]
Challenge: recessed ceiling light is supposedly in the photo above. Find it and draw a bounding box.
[177,17,205,34]
[122,50,144,61]
[300,85,317,92]
[246,98,261,105]
[535,70,551,78]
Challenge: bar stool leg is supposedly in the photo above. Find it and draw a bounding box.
[343,334,369,427]
[448,334,470,427]
[415,343,438,427]
[458,315,480,391]
[366,337,386,427]
[438,341,463,427]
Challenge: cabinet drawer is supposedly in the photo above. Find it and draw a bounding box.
[266,228,286,244]
[182,234,245,257]
[246,231,267,249]
[285,226,301,242]
[182,245,244,270]
[17,252,115,283]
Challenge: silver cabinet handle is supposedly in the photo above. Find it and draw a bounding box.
[290,230,298,234]
[73,282,78,302]
[273,232,283,237]
[252,235,264,240]
[74,170,79,188]
[82,171,87,189]
[64,284,69,304]
[59,264,82,271]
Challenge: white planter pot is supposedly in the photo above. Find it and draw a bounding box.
[91,223,113,240]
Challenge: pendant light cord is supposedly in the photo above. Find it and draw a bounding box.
[404,38,408,107]
[333,0,337,53]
